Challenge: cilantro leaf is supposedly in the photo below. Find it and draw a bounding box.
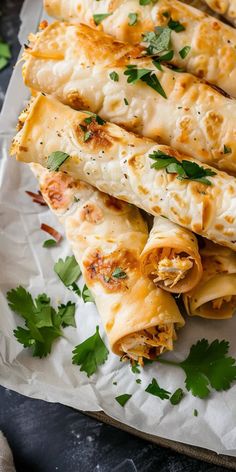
[109,71,119,82]
[93,13,112,25]
[128,12,138,26]
[131,361,141,374]
[47,151,70,171]
[158,339,236,398]
[170,388,184,405]
[82,284,95,303]
[168,18,185,32]
[72,326,109,377]
[145,378,171,399]
[43,239,57,248]
[0,57,8,71]
[194,409,198,416]
[179,46,191,59]
[115,394,132,406]
[224,144,232,154]
[0,41,11,71]
[7,286,36,320]
[58,301,76,327]
[54,256,81,289]
[112,267,127,279]
[7,287,77,358]
[124,65,167,98]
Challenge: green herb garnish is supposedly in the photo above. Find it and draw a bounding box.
[131,361,141,374]
[128,12,138,26]
[224,145,232,154]
[170,388,184,405]
[72,326,109,376]
[145,378,171,399]
[179,46,191,59]
[115,394,132,406]
[124,65,167,98]
[93,13,112,25]
[7,287,75,357]
[82,284,95,303]
[149,150,216,185]
[47,151,70,171]
[54,256,81,295]
[0,40,11,71]
[43,239,57,248]
[143,27,171,55]
[112,267,127,279]
[109,71,119,82]
[158,339,236,398]
[168,18,185,32]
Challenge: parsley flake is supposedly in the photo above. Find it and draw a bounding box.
[131,361,141,374]
[0,40,11,71]
[224,144,232,154]
[168,18,185,32]
[112,267,127,279]
[72,326,109,377]
[109,71,119,82]
[128,12,138,26]
[145,378,171,399]
[47,151,70,171]
[194,409,198,416]
[143,27,172,56]
[115,393,132,406]
[179,46,191,59]
[170,388,184,405]
[82,284,95,303]
[43,239,57,248]
[93,13,112,25]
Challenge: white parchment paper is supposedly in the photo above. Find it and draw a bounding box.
[1,0,236,457]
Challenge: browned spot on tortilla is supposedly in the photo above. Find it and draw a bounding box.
[102,194,126,212]
[215,224,224,231]
[42,171,88,210]
[106,319,115,332]
[19,145,28,152]
[138,185,148,195]
[83,249,139,293]
[67,91,90,111]
[74,119,116,151]
[225,215,235,224]
[39,20,48,30]
[151,206,161,214]
[205,111,224,141]
[80,203,104,224]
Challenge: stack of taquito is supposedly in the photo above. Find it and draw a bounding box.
[10,3,236,363]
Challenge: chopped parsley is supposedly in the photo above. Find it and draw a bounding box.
[194,409,198,417]
[7,287,76,357]
[224,144,232,154]
[139,0,158,4]
[112,267,127,279]
[82,284,95,303]
[131,361,141,374]
[143,27,172,56]
[128,12,138,26]
[124,65,167,98]
[149,150,216,185]
[109,71,119,82]
[115,393,132,406]
[145,378,171,399]
[47,151,70,171]
[93,13,112,25]
[179,46,191,59]
[43,239,57,248]
[168,18,185,32]
[136,379,142,384]
[72,326,109,377]
[170,388,184,405]
[124,97,129,105]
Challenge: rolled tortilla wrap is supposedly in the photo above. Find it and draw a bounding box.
[183,240,236,318]
[44,0,236,98]
[140,216,202,293]
[203,0,236,26]
[11,95,236,251]
[23,22,236,173]
[30,164,184,362]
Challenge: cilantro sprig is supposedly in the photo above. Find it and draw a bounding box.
[124,65,167,98]
[149,150,216,185]
[7,287,76,357]
[93,13,112,25]
[145,378,171,399]
[158,339,236,398]
[115,393,132,406]
[72,326,109,376]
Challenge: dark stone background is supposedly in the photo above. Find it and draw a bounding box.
[0,1,232,471]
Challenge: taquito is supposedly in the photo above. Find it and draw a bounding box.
[203,0,236,26]
[23,22,236,173]
[140,216,202,293]
[183,240,236,318]
[11,95,236,251]
[30,164,184,363]
[44,0,236,98]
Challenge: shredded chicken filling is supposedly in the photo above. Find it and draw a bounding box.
[151,248,193,288]
[120,323,176,365]
[212,295,236,310]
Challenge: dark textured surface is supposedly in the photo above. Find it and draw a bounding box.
[0,1,232,471]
